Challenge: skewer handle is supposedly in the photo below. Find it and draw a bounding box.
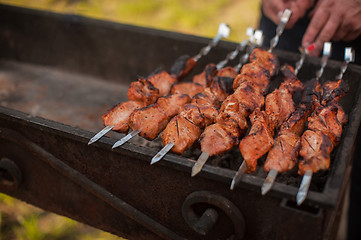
[191,152,210,177]
[193,23,230,62]
[261,169,278,195]
[230,161,247,190]
[316,42,332,80]
[336,47,355,80]
[217,27,259,71]
[216,39,249,70]
[112,129,141,149]
[294,47,307,76]
[294,43,317,76]
[88,125,114,145]
[296,170,313,205]
[150,142,175,165]
[269,9,292,52]
[233,30,264,72]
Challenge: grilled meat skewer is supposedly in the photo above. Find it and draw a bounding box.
[160,74,235,154]
[239,65,303,174]
[298,80,349,174]
[112,71,234,149]
[260,43,332,195]
[113,36,255,149]
[112,33,259,149]
[260,78,322,194]
[150,33,260,164]
[124,65,239,142]
[228,10,296,188]
[296,45,354,205]
[193,48,279,177]
[297,80,348,205]
[88,23,230,145]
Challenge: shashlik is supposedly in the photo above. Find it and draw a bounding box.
[128,93,191,140]
[239,65,303,173]
[102,58,191,135]
[112,35,254,149]
[89,23,231,145]
[263,78,322,174]
[298,79,348,175]
[198,48,279,160]
[161,73,235,154]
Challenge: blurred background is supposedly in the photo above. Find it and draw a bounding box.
[0,0,261,239]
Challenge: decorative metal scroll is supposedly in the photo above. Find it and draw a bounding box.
[182,190,246,240]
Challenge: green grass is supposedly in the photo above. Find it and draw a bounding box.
[0,0,261,41]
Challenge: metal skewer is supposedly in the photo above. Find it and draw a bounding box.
[316,42,332,81]
[336,47,355,80]
[268,9,292,52]
[260,168,279,194]
[193,22,231,62]
[216,27,254,70]
[296,42,333,206]
[296,170,313,205]
[112,129,141,149]
[191,152,209,177]
[151,29,257,165]
[88,125,114,145]
[229,9,292,189]
[233,29,264,72]
[260,45,314,195]
[89,23,230,147]
[191,31,265,177]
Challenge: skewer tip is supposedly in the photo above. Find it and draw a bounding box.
[261,169,278,195]
[112,140,124,149]
[150,143,174,165]
[229,161,247,190]
[296,192,307,206]
[88,125,114,145]
[150,157,159,165]
[230,178,236,191]
[191,152,209,177]
[296,171,313,206]
[191,168,200,177]
[112,129,141,149]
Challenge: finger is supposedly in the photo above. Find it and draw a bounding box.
[343,31,361,42]
[262,1,287,25]
[335,17,361,42]
[302,5,330,48]
[332,24,348,42]
[309,15,340,57]
[307,0,323,19]
[286,2,301,29]
[295,0,315,18]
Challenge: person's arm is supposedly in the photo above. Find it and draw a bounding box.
[302,0,361,56]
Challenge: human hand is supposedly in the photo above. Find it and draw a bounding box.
[287,0,315,28]
[262,0,314,28]
[302,0,361,57]
[262,0,289,26]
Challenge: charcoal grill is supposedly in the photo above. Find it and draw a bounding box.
[1,4,361,240]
